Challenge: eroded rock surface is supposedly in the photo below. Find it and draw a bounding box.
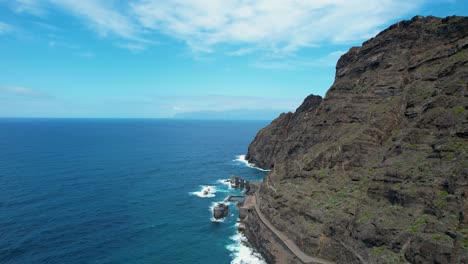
[246,16,468,264]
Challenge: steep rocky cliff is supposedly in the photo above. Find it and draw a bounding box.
[246,16,468,264]
[246,94,323,169]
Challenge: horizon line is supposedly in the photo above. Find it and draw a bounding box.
[0,117,275,121]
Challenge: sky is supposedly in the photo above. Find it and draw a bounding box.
[0,0,467,118]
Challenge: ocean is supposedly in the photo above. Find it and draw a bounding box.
[0,118,270,264]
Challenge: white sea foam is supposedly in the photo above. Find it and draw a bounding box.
[234,155,270,172]
[209,201,231,222]
[217,178,234,190]
[217,179,231,186]
[190,185,216,198]
[227,231,266,264]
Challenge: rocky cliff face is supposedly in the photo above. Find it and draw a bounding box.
[246,94,323,169]
[246,16,468,264]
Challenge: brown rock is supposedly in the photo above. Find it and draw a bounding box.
[245,16,468,264]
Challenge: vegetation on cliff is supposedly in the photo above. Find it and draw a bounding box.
[246,16,468,264]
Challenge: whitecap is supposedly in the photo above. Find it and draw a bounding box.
[210,217,225,223]
[217,178,235,190]
[234,155,270,172]
[190,185,216,198]
[209,201,231,222]
[217,179,231,186]
[227,231,266,264]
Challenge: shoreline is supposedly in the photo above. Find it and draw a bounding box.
[237,184,334,264]
[233,160,319,263]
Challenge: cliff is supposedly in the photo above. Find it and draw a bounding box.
[245,16,468,264]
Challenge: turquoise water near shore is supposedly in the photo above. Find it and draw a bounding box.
[0,119,268,264]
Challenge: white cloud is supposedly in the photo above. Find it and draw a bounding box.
[0,22,13,34]
[131,0,421,53]
[116,42,146,52]
[14,0,46,16]
[9,0,422,54]
[48,40,79,49]
[33,21,61,31]
[79,51,95,58]
[49,0,140,41]
[254,50,346,69]
[148,95,303,113]
[0,86,52,98]
[10,0,146,41]
[226,47,255,56]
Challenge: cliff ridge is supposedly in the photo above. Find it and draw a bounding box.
[245,16,468,264]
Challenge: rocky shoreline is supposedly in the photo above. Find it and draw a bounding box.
[241,16,468,264]
[239,183,335,264]
[241,196,299,264]
[238,182,301,263]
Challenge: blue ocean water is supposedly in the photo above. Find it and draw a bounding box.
[0,119,269,264]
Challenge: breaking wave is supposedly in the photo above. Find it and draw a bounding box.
[217,178,234,189]
[234,155,270,172]
[227,230,266,264]
[190,185,216,198]
[217,178,231,186]
[209,201,231,222]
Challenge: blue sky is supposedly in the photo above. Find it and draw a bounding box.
[0,0,467,118]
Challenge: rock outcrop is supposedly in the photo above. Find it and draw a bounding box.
[246,94,323,169]
[246,16,468,264]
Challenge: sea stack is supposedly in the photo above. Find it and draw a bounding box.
[243,16,468,264]
[213,203,229,220]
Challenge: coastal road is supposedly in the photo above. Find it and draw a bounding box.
[251,196,334,264]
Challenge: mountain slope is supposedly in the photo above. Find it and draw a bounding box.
[246,16,468,264]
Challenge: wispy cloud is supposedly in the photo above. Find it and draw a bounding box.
[226,47,255,56]
[254,50,346,70]
[10,0,146,42]
[0,86,52,99]
[33,21,61,31]
[0,22,13,34]
[131,0,421,53]
[49,0,140,40]
[143,95,304,115]
[79,51,95,58]
[116,42,146,52]
[13,0,46,16]
[48,40,80,49]
[9,0,422,55]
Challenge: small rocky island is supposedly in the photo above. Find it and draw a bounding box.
[213,203,229,220]
[241,16,468,264]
